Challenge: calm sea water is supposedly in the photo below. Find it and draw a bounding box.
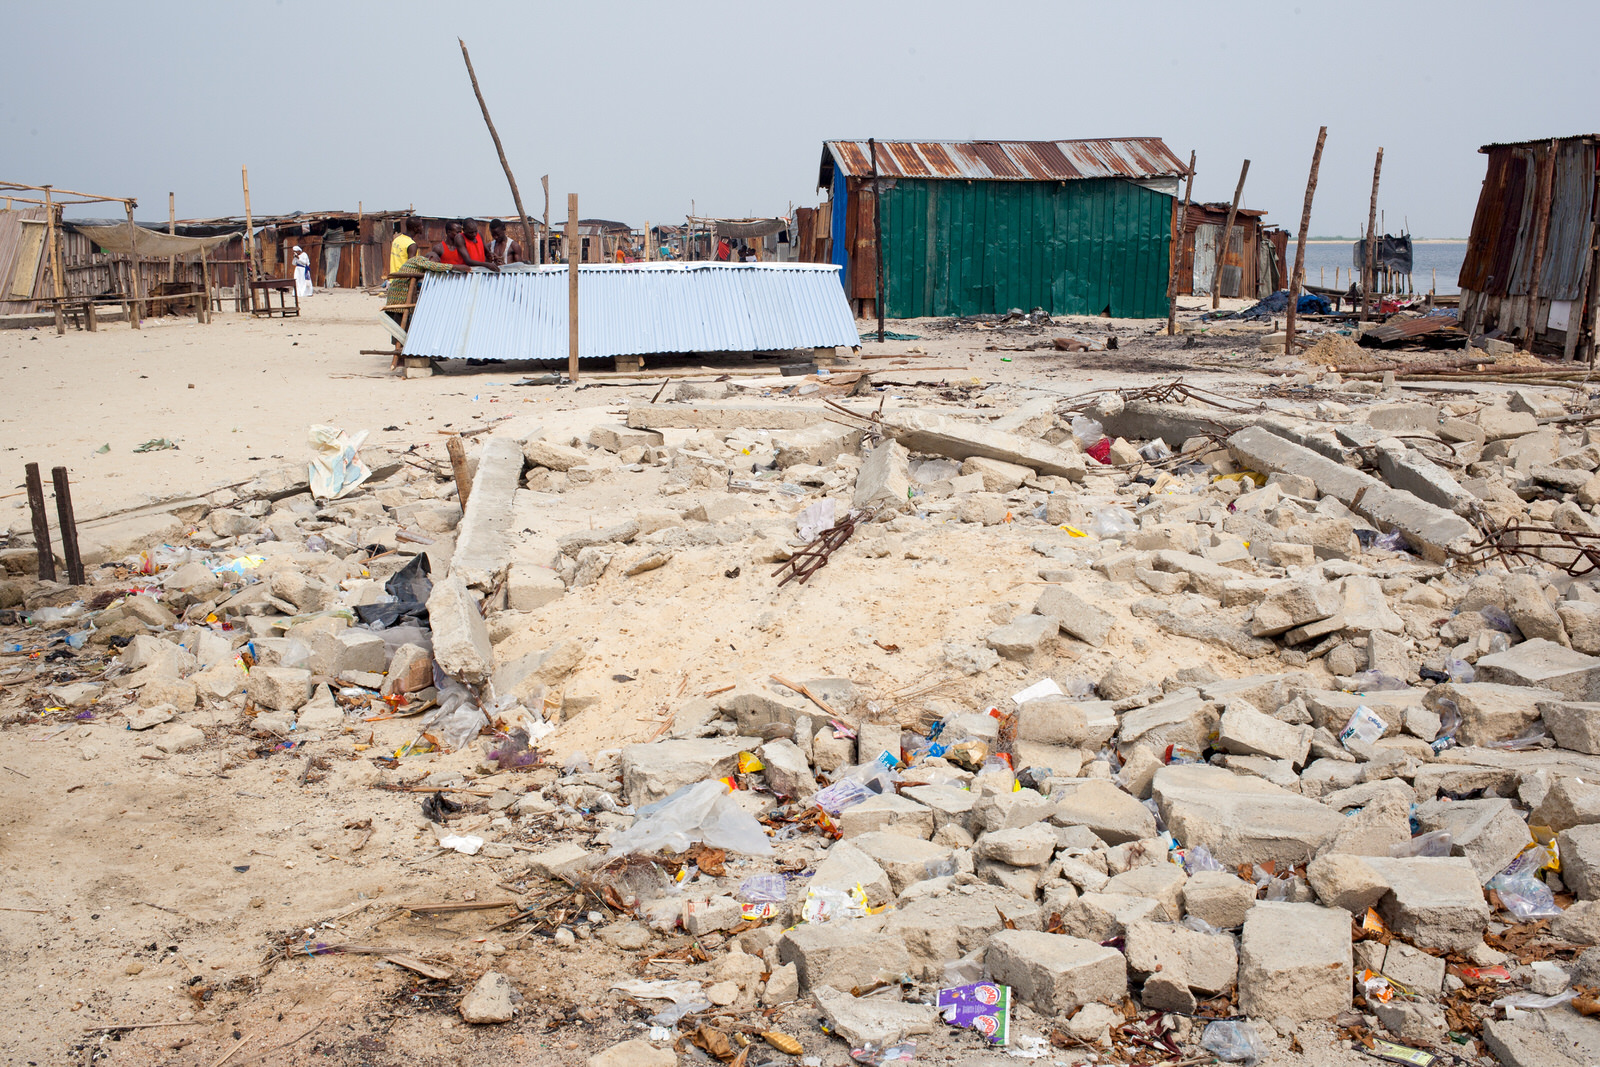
[1294,240,1466,295]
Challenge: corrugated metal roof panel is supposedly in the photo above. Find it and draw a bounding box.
[402,262,860,363]
[823,138,1188,183]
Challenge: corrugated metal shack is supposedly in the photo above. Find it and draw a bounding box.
[1173,203,1287,299]
[1459,134,1600,359]
[402,262,859,364]
[817,138,1190,319]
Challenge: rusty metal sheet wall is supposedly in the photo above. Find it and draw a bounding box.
[824,138,1187,183]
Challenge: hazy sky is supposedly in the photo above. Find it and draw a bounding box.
[5,1,1594,237]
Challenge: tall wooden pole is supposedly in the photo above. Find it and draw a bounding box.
[241,166,257,313]
[1524,138,1559,352]
[869,137,886,342]
[541,175,549,265]
[167,192,176,282]
[1211,159,1251,309]
[43,185,64,336]
[1284,126,1328,355]
[24,463,54,582]
[644,219,653,262]
[567,194,579,382]
[51,467,84,586]
[1166,151,1196,336]
[459,39,537,269]
[1361,148,1384,322]
[124,199,143,330]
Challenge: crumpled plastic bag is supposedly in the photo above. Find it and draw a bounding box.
[1200,1020,1266,1065]
[608,779,773,857]
[796,499,836,542]
[307,425,372,500]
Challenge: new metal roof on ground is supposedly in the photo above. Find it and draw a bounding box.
[401,262,860,363]
[819,138,1189,186]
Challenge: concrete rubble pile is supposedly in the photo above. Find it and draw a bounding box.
[11,376,1600,1065]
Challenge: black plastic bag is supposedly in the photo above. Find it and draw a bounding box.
[355,553,433,629]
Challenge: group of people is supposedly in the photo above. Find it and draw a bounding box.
[388,218,528,277]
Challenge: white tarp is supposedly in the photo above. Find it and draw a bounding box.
[69,222,240,258]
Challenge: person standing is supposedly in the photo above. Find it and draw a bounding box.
[292,244,313,297]
[462,219,489,265]
[389,219,420,276]
[488,219,523,265]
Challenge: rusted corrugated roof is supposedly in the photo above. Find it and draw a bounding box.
[820,138,1188,185]
[1479,135,1599,152]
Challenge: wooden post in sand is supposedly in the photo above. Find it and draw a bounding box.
[44,186,64,337]
[541,175,550,266]
[567,193,579,382]
[51,466,84,586]
[167,192,176,282]
[242,166,257,313]
[1211,159,1250,309]
[446,436,473,508]
[1283,126,1328,355]
[1362,148,1384,322]
[459,38,537,271]
[24,463,54,582]
[1166,151,1196,336]
[124,199,143,329]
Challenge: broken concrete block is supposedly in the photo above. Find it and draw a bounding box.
[1476,638,1600,701]
[1034,585,1114,647]
[985,931,1126,1014]
[1182,871,1256,929]
[451,435,524,592]
[1540,700,1600,754]
[1424,682,1561,748]
[811,986,936,1048]
[853,439,912,513]
[976,825,1057,867]
[1250,579,1341,637]
[838,793,935,840]
[382,643,432,696]
[1382,941,1446,998]
[506,564,565,611]
[1123,920,1238,994]
[1015,696,1089,747]
[850,832,955,895]
[1477,407,1539,440]
[985,614,1058,660]
[426,575,494,684]
[758,738,816,798]
[1559,825,1600,900]
[588,424,663,453]
[1103,864,1187,922]
[779,919,910,993]
[619,736,759,806]
[1118,689,1220,753]
[523,438,591,471]
[459,970,516,1024]
[882,411,1087,481]
[1238,901,1351,1021]
[960,455,1033,492]
[1051,779,1158,845]
[1362,857,1490,952]
[901,785,976,833]
[1414,798,1531,883]
[1057,892,1164,941]
[1505,573,1569,646]
[586,1040,675,1067]
[1217,700,1311,765]
[248,667,312,712]
[1532,777,1600,832]
[1153,764,1345,866]
[773,423,862,468]
[884,885,1041,981]
[811,842,893,908]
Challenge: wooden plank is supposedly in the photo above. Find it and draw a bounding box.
[25,463,54,582]
[1166,151,1196,335]
[1211,160,1250,309]
[383,954,453,980]
[51,467,84,586]
[567,193,579,382]
[1525,138,1559,351]
[1284,126,1328,354]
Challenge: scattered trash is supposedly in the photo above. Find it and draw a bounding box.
[1199,1019,1266,1065]
[307,424,372,500]
[132,438,179,452]
[939,982,1010,1044]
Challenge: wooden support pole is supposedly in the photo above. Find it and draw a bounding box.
[1284,126,1328,355]
[446,436,473,509]
[644,219,653,262]
[24,463,54,583]
[1524,138,1559,351]
[167,192,176,282]
[1584,168,1600,366]
[458,39,538,271]
[199,246,212,324]
[869,137,886,342]
[541,175,549,266]
[44,186,64,336]
[241,166,257,313]
[124,200,143,329]
[567,193,579,382]
[1211,159,1251,309]
[1166,151,1196,336]
[51,467,84,586]
[1362,148,1384,322]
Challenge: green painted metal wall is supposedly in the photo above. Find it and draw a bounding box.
[876,177,1173,319]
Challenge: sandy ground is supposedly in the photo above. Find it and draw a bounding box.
[0,289,1402,1067]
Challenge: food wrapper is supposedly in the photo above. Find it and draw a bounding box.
[738,751,765,774]
[938,982,1010,1045]
[1359,968,1394,1003]
[1339,705,1386,748]
[1370,1039,1437,1066]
